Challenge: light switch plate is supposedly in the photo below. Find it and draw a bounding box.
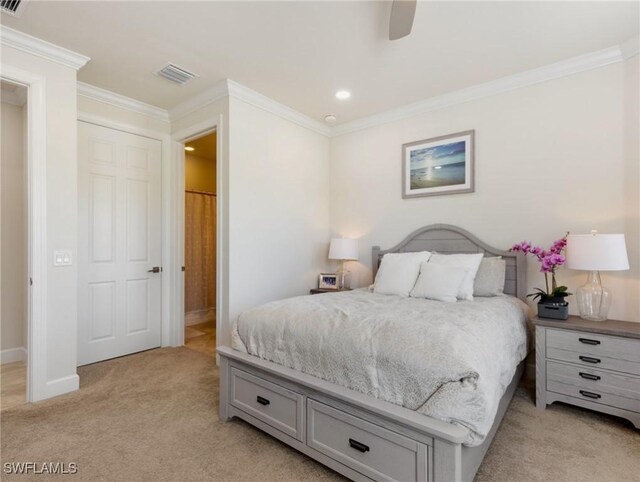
[53,250,72,266]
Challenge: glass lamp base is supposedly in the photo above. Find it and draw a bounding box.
[576,271,611,322]
[336,261,351,289]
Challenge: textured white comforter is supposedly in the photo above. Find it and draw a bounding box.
[232,289,529,446]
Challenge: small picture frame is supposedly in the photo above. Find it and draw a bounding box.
[318,273,338,290]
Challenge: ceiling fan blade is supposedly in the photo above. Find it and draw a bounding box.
[389,0,417,40]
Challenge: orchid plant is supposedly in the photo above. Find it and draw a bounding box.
[511,234,572,302]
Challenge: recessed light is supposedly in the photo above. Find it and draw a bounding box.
[184,146,195,152]
[324,114,337,124]
[335,90,351,100]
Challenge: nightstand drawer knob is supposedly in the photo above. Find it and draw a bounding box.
[579,372,601,381]
[579,390,601,400]
[579,338,601,346]
[579,355,601,364]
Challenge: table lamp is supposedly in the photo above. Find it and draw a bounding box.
[328,238,359,289]
[566,231,629,321]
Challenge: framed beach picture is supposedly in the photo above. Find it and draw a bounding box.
[402,130,475,198]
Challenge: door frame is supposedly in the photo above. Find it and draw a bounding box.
[172,115,225,353]
[1,66,46,402]
[76,112,175,347]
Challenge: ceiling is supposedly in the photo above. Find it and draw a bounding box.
[1,1,638,124]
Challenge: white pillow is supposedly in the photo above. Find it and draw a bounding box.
[428,253,484,301]
[473,257,506,297]
[373,251,432,297]
[410,262,468,302]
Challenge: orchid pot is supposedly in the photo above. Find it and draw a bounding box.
[511,234,572,320]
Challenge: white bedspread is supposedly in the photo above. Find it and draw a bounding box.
[232,289,529,446]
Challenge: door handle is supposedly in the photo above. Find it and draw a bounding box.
[147,266,161,273]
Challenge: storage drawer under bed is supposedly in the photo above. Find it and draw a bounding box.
[307,399,429,482]
[229,367,305,441]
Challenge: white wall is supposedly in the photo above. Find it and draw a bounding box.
[330,60,639,322]
[1,44,81,396]
[0,101,27,358]
[226,97,330,345]
[623,55,639,321]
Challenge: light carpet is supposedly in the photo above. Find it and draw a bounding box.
[1,348,638,481]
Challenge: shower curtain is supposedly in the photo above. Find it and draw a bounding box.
[185,191,216,314]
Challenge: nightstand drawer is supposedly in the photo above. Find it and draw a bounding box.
[547,380,640,413]
[546,360,640,400]
[547,347,640,376]
[546,329,640,363]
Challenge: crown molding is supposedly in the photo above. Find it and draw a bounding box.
[0,26,90,70]
[331,44,626,137]
[77,82,170,123]
[170,79,330,137]
[169,79,230,122]
[226,80,331,137]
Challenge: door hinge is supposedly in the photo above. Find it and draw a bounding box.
[182,266,185,272]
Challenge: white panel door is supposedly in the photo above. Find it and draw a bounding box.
[78,122,162,366]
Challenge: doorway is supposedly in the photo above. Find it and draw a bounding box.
[0,80,28,409]
[183,132,217,357]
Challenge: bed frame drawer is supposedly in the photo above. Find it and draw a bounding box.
[230,368,305,441]
[307,399,428,482]
[546,360,640,400]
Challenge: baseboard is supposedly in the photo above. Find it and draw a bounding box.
[1,347,27,364]
[185,308,215,326]
[43,374,79,400]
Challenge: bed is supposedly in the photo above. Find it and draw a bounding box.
[218,224,527,482]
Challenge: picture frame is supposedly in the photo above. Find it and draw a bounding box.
[318,273,338,290]
[402,130,475,198]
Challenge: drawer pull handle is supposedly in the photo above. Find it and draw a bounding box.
[256,396,270,406]
[579,356,601,364]
[579,390,601,400]
[579,338,601,346]
[579,372,601,381]
[348,438,370,453]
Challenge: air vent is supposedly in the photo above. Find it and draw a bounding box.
[155,63,198,86]
[1,0,27,17]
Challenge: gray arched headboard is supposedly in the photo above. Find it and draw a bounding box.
[372,224,526,299]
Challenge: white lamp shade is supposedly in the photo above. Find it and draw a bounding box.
[328,238,359,261]
[566,233,629,271]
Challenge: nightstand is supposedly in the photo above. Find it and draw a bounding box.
[534,315,640,428]
[309,288,352,295]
